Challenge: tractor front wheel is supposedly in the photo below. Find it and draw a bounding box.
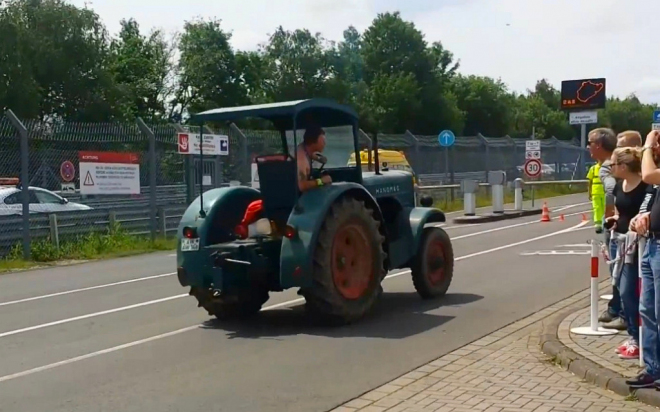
[191,287,269,320]
[411,227,454,299]
[301,197,386,325]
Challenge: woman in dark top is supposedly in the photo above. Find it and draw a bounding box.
[606,146,649,359]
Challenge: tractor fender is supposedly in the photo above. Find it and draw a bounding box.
[409,207,447,252]
[176,186,261,288]
[279,182,383,289]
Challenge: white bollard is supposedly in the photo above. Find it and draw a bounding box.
[571,240,619,336]
[514,178,523,211]
[639,237,646,368]
[461,179,478,216]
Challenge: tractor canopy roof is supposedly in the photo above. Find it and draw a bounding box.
[190,98,358,131]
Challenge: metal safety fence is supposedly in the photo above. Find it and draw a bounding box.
[0,109,588,259]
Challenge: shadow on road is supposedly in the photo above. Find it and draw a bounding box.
[200,292,483,340]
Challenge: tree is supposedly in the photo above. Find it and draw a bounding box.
[358,12,463,135]
[108,18,174,121]
[450,75,515,136]
[599,95,655,136]
[173,17,246,120]
[0,0,121,121]
[260,26,333,102]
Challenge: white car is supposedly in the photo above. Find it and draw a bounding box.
[0,186,92,216]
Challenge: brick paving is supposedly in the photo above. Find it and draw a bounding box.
[561,300,641,379]
[331,285,658,412]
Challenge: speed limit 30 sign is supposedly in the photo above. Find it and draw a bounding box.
[524,159,542,178]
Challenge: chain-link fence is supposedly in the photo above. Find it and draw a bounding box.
[0,109,588,259]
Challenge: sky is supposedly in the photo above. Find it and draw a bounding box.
[71,0,659,104]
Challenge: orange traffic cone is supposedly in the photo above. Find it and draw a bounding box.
[541,202,551,222]
[582,213,589,222]
[559,214,565,222]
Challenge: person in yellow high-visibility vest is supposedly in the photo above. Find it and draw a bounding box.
[587,162,605,233]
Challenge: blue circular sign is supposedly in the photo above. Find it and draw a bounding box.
[438,130,455,147]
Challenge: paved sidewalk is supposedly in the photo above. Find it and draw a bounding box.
[561,302,640,379]
[331,287,657,412]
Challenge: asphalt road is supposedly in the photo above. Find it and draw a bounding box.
[0,194,599,412]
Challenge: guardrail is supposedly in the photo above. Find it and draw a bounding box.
[0,177,589,259]
[0,205,187,257]
[415,178,589,214]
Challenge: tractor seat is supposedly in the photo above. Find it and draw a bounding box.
[255,154,298,224]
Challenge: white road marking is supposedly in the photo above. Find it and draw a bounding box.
[0,294,188,339]
[552,202,590,212]
[451,209,589,241]
[0,297,305,384]
[0,273,176,307]
[556,244,591,248]
[1,209,583,308]
[0,217,593,383]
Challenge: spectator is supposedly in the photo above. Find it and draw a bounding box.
[627,130,660,388]
[588,128,623,326]
[618,130,643,148]
[606,147,649,359]
[587,163,604,233]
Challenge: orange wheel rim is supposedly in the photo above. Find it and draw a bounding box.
[331,222,374,300]
[426,240,445,285]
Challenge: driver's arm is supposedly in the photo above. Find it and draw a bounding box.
[297,156,321,193]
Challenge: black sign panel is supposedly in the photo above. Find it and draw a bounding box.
[560,78,606,110]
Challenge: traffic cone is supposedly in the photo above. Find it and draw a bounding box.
[582,213,589,222]
[559,214,565,222]
[540,202,551,222]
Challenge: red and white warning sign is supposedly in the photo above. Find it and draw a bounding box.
[78,151,140,195]
[177,133,228,155]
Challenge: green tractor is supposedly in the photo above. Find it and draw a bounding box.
[176,99,454,325]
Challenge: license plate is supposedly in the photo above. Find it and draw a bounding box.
[180,238,200,252]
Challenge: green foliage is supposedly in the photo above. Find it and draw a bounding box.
[4,223,175,264]
[0,1,657,138]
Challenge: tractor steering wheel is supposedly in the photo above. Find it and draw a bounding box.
[311,151,327,175]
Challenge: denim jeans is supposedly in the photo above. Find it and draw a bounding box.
[640,238,660,378]
[607,236,623,317]
[619,259,640,340]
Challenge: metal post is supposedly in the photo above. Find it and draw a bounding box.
[444,146,449,183]
[570,240,618,336]
[137,117,157,241]
[514,178,523,211]
[5,110,30,259]
[579,123,587,177]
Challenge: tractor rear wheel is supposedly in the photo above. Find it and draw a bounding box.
[302,197,386,325]
[411,227,454,299]
[191,287,269,320]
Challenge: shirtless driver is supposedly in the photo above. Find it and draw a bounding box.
[297,126,332,192]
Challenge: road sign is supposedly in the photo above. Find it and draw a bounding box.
[525,140,540,151]
[653,123,660,131]
[177,133,229,155]
[524,159,542,178]
[653,110,660,123]
[438,130,455,147]
[60,160,75,182]
[525,150,541,160]
[569,111,598,125]
[78,151,140,195]
[60,182,75,193]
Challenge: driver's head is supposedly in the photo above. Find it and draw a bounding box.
[303,126,326,152]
